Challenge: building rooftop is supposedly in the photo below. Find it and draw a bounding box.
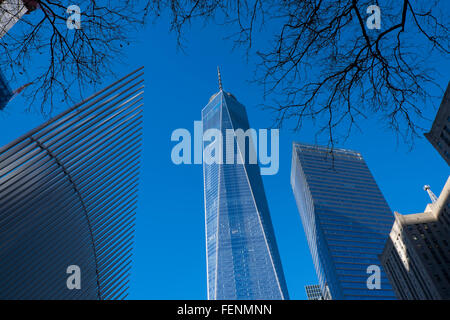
[293,141,363,158]
[395,176,450,225]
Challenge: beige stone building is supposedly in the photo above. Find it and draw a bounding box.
[380,177,450,299]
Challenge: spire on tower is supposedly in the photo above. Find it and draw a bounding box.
[424,185,438,203]
[217,66,223,91]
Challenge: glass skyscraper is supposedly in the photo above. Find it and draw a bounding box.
[202,82,289,300]
[290,142,396,300]
[0,69,12,110]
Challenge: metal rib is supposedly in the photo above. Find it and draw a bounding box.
[0,67,144,300]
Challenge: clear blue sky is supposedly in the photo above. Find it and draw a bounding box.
[0,8,449,300]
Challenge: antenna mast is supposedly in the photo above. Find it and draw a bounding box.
[424,185,438,203]
[217,66,223,91]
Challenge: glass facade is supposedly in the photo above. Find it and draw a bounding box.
[291,142,396,300]
[0,69,12,110]
[202,90,289,300]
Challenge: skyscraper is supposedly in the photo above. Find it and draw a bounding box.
[380,177,450,300]
[424,81,450,166]
[0,69,12,110]
[290,142,396,300]
[202,70,289,300]
[0,0,38,39]
[0,68,144,299]
[305,284,324,300]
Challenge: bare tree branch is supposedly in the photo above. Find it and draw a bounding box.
[0,0,150,114]
[148,0,449,146]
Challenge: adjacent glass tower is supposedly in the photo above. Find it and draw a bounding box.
[202,79,289,300]
[291,142,396,300]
